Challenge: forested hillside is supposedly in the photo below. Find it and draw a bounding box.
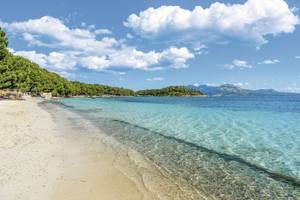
[136,86,204,96]
[0,27,204,97]
[0,27,134,97]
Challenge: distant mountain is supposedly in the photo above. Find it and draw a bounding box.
[188,84,284,96]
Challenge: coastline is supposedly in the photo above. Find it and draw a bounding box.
[54,97,300,199]
[0,98,205,200]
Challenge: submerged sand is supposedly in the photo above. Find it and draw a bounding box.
[0,98,205,200]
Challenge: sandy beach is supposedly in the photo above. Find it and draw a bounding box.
[0,98,64,200]
[0,98,203,200]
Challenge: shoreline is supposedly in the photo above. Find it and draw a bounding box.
[42,99,205,200]
[55,97,300,199]
[0,98,205,200]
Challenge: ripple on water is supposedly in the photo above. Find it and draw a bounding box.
[54,96,300,199]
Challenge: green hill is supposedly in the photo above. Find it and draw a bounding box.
[136,86,204,96]
[0,27,134,97]
[1,27,204,97]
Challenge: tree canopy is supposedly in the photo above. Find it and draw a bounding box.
[0,27,8,60]
[0,53,135,96]
[136,86,204,96]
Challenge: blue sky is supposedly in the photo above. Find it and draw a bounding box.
[1,0,300,92]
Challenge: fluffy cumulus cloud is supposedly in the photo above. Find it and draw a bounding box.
[12,50,77,70]
[11,47,193,72]
[107,46,193,70]
[259,59,280,64]
[224,59,252,69]
[2,16,194,72]
[2,16,121,54]
[11,50,48,66]
[124,0,299,45]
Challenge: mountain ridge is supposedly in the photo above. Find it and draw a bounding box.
[188,84,288,96]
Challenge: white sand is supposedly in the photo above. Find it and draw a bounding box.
[0,98,65,200]
[0,98,206,200]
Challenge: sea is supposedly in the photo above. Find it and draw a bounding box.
[51,94,300,199]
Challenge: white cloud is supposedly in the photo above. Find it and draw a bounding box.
[14,50,48,67]
[47,52,78,70]
[126,33,134,39]
[13,50,77,70]
[124,0,299,45]
[104,46,194,70]
[193,44,207,52]
[193,44,208,55]
[232,60,252,68]
[55,71,75,79]
[224,59,252,69]
[259,59,280,64]
[206,83,218,87]
[193,83,219,87]
[3,16,194,72]
[234,82,250,87]
[94,29,112,35]
[11,46,193,72]
[22,33,40,45]
[3,16,122,54]
[146,77,164,81]
[159,46,194,69]
[80,56,110,70]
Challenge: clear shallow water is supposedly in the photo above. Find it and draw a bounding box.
[56,95,300,199]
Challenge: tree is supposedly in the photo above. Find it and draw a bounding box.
[136,86,204,96]
[0,27,8,61]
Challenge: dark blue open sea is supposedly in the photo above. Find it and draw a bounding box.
[55,94,300,199]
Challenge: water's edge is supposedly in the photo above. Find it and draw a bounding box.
[39,101,209,200]
[45,100,300,199]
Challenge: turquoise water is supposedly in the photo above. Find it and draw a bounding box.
[57,95,300,199]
